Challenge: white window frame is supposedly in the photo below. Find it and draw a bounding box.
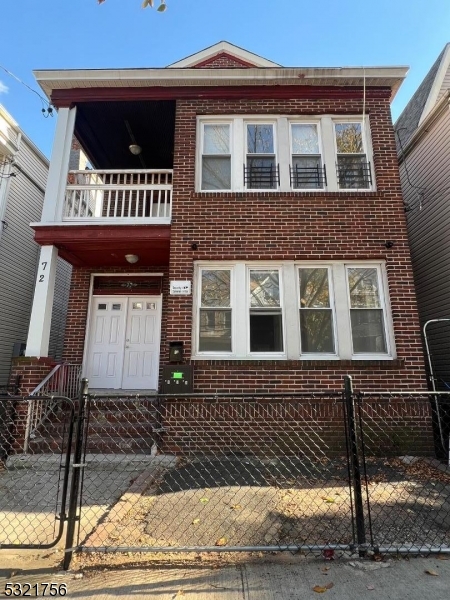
[297,265,338,358]
[289,121,325,191]
[244,121,279,191]
[200,121,233,192]
[196,115,376,193]
[247,265,285,357]
[333,118,374,191]
[344,264,392,358]
[192,261,394,360]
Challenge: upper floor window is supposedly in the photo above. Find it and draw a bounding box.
[245,124,278,190]
[334,122,372,189]
[290,124,325,190]
[198,116,375,193]
[201,124,231,191]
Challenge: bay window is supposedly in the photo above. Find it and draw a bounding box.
[194,262,393,360]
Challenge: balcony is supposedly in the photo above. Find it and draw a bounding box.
[64,169,172,223]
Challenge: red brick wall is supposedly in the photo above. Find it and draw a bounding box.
[9,357,57,396]
[192,53,255,69]
[166,90,428,392]
[62,265,170,366]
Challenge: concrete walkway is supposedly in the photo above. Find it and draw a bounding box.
[1,551,450,599]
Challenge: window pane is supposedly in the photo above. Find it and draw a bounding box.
[201,270,231,307]
[203,124,230,154]
[202,156,231,190]
[350,310,386,353]
[199,309,232,352]
[300,311,334,353]
[250,312,283,352]
[292,156,323,189]
[299,268,330,308]
[250,270,280,307]
[337,155,369,189]
[246,157,277,189]
[247,124,274,154]
[348,268,381,308]
[335,123,363,153]
[291,124,319,154]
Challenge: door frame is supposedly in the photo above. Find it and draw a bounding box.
[82,272,164,387]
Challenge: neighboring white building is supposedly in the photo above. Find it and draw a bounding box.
[0,105,71,390]
[395,44,450,390]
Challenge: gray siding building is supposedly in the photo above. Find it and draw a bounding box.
[0,105,71,389]
[395,44,450,389]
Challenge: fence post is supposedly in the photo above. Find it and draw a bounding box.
[344,375,366,556]
[63,378,89,570]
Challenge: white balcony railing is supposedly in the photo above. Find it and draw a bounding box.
[63,169,172,222]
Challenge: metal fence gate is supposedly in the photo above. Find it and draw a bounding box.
[1,378,450,570]
[0,395,75,548]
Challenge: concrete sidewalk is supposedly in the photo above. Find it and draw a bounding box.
[1,552,450,599]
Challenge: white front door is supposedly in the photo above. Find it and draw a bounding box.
[86,296,162,390]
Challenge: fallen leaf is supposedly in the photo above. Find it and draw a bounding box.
[322,549,335,560]
[325,582,334,590]
[192,518,200,524]
[322,497,335,503]
[372,553,384,562]
[321,566,331,572]
[437,554,450,560]
[312,585,328,593]
[230,504,242,510]
[425,569,439,576]
[215,537,228,546]
[200,497,209,503]
[367,584,375,590]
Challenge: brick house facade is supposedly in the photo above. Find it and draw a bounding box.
[15,42,427,395]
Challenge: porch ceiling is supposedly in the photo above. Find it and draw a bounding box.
[74,100,176,170]
[32,224,171,267]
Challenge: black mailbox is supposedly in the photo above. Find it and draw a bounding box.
[169,341,183,362]
[161,365,193,393]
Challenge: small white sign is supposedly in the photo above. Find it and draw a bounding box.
[170,280,192,295]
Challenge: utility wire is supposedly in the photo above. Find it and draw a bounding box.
[0,64,54,117]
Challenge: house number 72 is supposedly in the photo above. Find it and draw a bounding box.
[38,261,47,283]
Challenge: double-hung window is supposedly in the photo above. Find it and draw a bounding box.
[194,262,393,360]
[245,123,278,189]
[298,267,335,353]
[347,266,387,354]
[201,123,232,191]
[290,123,325,189]
[198,116,374,192]
[249,269,283,352]
[334,122,371,189]
[198,269,232,352]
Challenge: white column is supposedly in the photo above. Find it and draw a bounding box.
[41,106,77,223]
[25,245,59,357]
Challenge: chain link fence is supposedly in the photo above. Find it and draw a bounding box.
[0,395,74,547]
[1,381,450,569]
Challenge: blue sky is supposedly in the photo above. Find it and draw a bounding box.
[1,0,450,159]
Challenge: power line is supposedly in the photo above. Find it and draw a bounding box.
[0,64,54,118]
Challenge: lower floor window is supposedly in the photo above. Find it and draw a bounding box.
[194,261,394,360]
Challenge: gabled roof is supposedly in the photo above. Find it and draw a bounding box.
[395,44,450,152]
[167,41,280,69]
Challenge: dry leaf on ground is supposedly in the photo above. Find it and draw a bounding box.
[425,569,439,576]
[313,582,334,593]
[215,537,228,546]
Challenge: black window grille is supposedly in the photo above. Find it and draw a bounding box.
[290,164,327,189]
[244,163,280,190]
[336,159,372,189]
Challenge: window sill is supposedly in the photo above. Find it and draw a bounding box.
[192,190,379,199]
[190,358,405,368]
